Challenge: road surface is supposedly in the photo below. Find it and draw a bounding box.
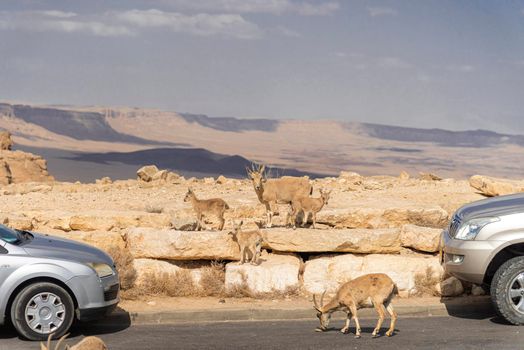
[0,314,521,349]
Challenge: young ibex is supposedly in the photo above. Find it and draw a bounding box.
[289,188,331,229]
[41,334,107,350]
[246,164,312,228]
[183,188,229,231]
[228,220,264,265]
[313,273,398,338]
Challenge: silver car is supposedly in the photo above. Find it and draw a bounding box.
[0,224,119,340]
[442,193,524,325]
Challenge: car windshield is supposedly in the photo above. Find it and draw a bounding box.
[0,224,20,244]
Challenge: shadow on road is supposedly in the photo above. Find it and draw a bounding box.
[440,296,513,325]
[0,307,132,341]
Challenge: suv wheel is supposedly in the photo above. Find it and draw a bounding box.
[491,256,524,325]
[10,282,75,340]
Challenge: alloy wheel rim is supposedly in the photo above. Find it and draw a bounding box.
[24,292,66,334]
[508,272,524,314]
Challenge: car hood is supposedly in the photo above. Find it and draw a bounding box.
[457,192,524,221]
[23,233,113,265]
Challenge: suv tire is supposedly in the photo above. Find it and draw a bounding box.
[491,256,524,325]
[10,282,75,340]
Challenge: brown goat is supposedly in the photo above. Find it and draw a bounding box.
[228,220,264,264]
[246,164,312,228]
[183,188,229,231]
[313,273,398,338]
[289,188,331,229]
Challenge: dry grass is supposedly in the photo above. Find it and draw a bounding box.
[199,261,226,296]
[106,245,140,300]
[413,267,441,297]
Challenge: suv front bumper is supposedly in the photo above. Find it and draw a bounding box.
[441,230,498,285]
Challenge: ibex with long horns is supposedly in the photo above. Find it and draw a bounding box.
[246,164,312,228]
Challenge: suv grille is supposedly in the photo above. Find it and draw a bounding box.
[104,284,119,301]
[448,215,461,238]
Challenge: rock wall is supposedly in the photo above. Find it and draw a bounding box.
[0,150,53,184]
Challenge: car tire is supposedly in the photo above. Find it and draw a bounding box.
[491,256,524,325]
[10,282,75,341]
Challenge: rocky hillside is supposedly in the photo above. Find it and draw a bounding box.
[2,102,524,181]
[0,165,489,299]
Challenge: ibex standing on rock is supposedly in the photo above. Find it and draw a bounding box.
[313,273,398,338]
[183,188,229,231]
[228,220,264,265]
[246,164,312,228]
[289,188,331,229]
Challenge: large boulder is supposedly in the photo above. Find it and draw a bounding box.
[68,212,171,232]
[400,224,441,253]
[126,228,240,260]
[469,175,524,197]
[133,258,203,289]
[438,276,464,297]
[0,150,53,184]
[137,165,159,182]
[263,228,401,254]
[303,253,443,294]
[44,230,126,252]
[0,131,13,150]
[225,252,302,294]
[317,206,449,229]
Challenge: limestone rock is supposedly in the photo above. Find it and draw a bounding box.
[419,172,442,181]
[225,253,302,294]
[126,228,240,260]
[70,215,116,231]
[3,215,33,231]
[137,165,159,182]
[166,172,182,183]
[96,177,112,185]
[469,175,524,197]
[400,224,441,253]
[317,206,449,229]
[133,258,203,288]
[170,217,197,231]
[263,228,401,254]
[152,170,168,181]
[438,276,464,297]
[216,175,228,184]
[471,284,486,296]
[0,150,53,184]
[0,131,13,150]
[43,231,126,252]
[303,253,443,294]
[399,171,410,180]
[1,182,52,195]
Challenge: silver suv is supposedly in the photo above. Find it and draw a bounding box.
[0,224,119,340]
[442,193,524,324]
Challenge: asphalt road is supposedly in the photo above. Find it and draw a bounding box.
[0,314,522,350]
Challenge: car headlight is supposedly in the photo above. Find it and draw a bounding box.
[87,262,114,278]
[455,217,499,240]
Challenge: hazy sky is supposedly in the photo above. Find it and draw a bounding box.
[1,0,524,133]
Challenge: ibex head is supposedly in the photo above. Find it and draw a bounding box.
[246,163,266,191]
[227,220,243,240]
[319,189,332,206]
[40,334,68,350]
[183,188,194,202]
[313,291,331,332]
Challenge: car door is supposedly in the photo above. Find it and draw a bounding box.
[0,242,26,306]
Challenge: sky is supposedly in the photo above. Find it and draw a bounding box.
[1,0,524,133]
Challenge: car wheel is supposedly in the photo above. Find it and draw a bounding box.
[10,282,75,340]
[491,256,524,325]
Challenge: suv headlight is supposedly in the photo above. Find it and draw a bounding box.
[87,262,114,278]
[455,217,499,240]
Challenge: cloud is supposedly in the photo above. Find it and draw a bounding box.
[377,56,411,69]
[0,11,134,37]
[367,6,398,17]
[446,64,476,73]
[160,0,339,16]
[117,9,263,39]
[0,9,265,39]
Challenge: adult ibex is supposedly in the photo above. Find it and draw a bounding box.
[246,164,312,228]
[313,273,398,338]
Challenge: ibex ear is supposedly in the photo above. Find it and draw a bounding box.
[260,165,265,173]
